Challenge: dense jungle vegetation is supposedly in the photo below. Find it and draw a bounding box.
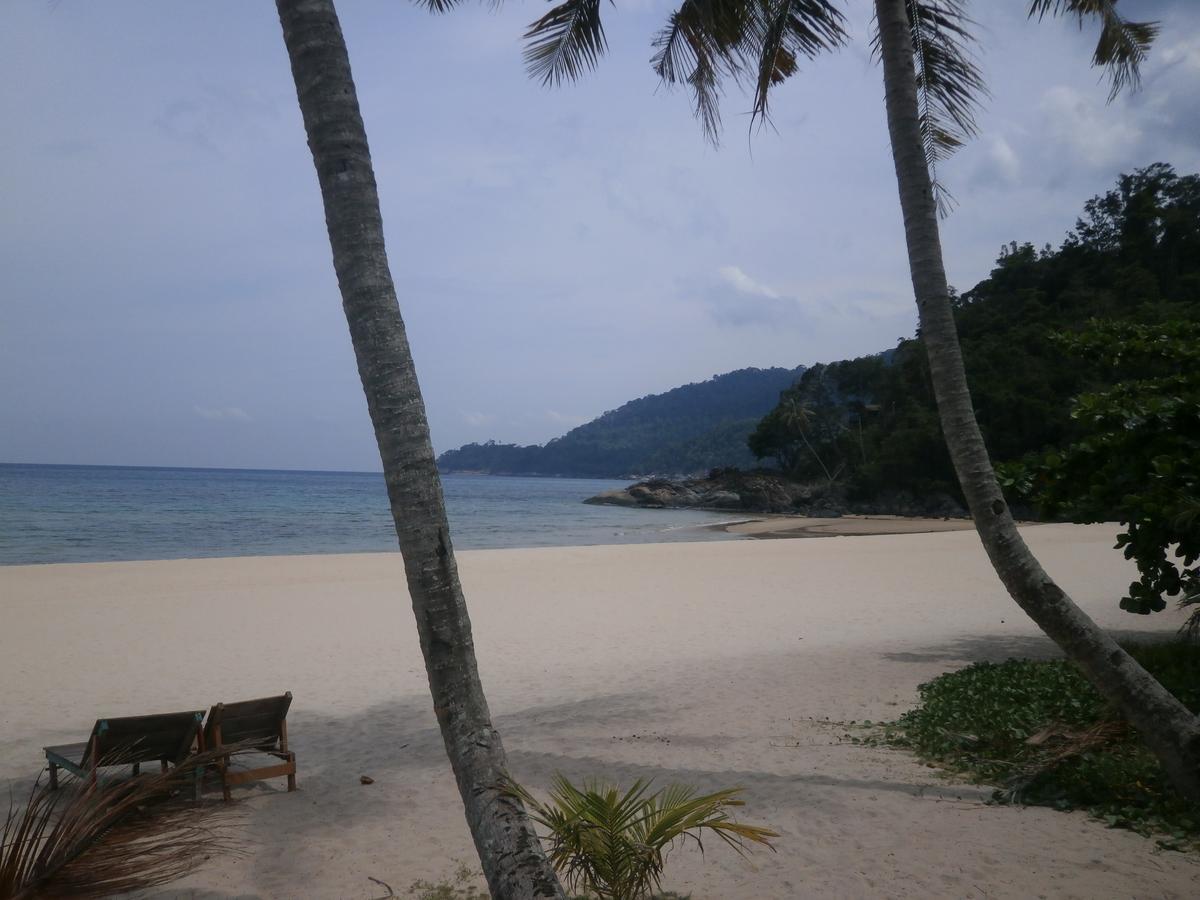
[749,164,1200,503]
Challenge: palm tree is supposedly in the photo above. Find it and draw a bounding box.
[778,396,838,485]
[273,2,564,895]
[511,0,1200,800]
[870,0,1199,802]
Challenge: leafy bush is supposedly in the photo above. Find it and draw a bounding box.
[505,776,776,900]
[890,642,1200,846]
[999,319,1200,621]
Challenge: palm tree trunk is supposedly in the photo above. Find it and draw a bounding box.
[274,2,564,894]
[874,0,1200,802]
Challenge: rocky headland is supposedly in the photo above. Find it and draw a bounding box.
[584,468,969,519]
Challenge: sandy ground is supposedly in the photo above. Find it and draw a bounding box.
[2,524,1198,899]
[721,513,977,539]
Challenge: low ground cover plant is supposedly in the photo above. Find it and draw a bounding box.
[889,641,1200,848]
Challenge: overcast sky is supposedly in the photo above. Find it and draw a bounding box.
[1,0,1197,471]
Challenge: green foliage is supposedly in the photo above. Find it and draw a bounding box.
[748,164,1200,507]
[747,369,858,482]
[890,642,1200,844]
[437,367,804,477]
[505,776,776,900]
[1000,319,1200,617]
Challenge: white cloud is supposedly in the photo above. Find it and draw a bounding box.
[718,265,780,299]
[698,265,818,327]
[1159,35,1200,72]
[976,135,1021,187]
[1037,85,1143,170]
[193,405,251,422]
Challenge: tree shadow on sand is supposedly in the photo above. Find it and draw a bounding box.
[882,628,1180,664]
[246,691,983,834]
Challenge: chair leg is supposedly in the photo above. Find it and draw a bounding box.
[48,762,59,790]
[218,753,232,802]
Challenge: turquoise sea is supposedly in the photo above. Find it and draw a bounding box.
[0,464,745,565]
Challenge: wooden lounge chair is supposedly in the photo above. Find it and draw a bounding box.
[43,710,205,796]
[203,692,296,801]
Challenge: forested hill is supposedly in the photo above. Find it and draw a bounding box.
[437,366,806,477]
[747,164,1200,505]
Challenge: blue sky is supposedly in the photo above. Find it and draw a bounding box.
[2,0,1198,471]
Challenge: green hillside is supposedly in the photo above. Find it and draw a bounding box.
[437,366,805,477]
[748,164,1200,503]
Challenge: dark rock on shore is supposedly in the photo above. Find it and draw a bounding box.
[584,468,969,519]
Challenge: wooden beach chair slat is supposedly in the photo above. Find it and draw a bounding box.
[214,695,290,720]
[43,710,204,792]
[213,711,285,744]
[223,762,296,786]
[204,692,296,801]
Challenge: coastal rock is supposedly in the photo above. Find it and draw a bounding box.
[585,469,807,514]
[585,470,969,519]
[696,490,742,509]
[583,489,642,508]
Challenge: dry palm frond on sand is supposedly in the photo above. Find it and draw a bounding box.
[1,747,247,899]
[1000,720,1130,802]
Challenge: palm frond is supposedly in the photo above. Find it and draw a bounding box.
[2,748,245,899]
[1028,0,1159,101]
[524,0,609,86]
[652,0,755,144]
[872,1,987,215]
[411,0,472,11]
[504,775,776,899]
[746,0,848,129]
[651,0,845,144]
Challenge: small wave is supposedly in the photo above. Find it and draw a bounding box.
[657,517,758,533]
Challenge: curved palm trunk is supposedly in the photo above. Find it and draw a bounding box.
[274,2,564,894]
[874,0,1200,802]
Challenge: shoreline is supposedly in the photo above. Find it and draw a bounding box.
[3,527,1195,898]
[0,514,987,570]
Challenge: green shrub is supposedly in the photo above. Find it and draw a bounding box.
[505,776,776,900]
[889,641,1200,846]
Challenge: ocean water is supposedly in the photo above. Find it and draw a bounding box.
[0,464,746,565]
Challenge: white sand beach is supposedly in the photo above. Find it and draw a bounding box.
[2,524,1198,898]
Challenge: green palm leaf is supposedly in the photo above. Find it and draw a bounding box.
[1028,0,1160,100]
[746,0,848,129]
[652,0,754,142]
[524,0,610,86]
[651,0,845,143]
[410,0,471,11]
[505,775,777,900]
[869,1,986,215]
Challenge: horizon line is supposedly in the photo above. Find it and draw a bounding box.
[0,460,385,477]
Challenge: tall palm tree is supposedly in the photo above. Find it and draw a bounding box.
[273,2,564,895]
[870,0,1199,802]
[512,0,1200,800]
[778,396,837,485]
